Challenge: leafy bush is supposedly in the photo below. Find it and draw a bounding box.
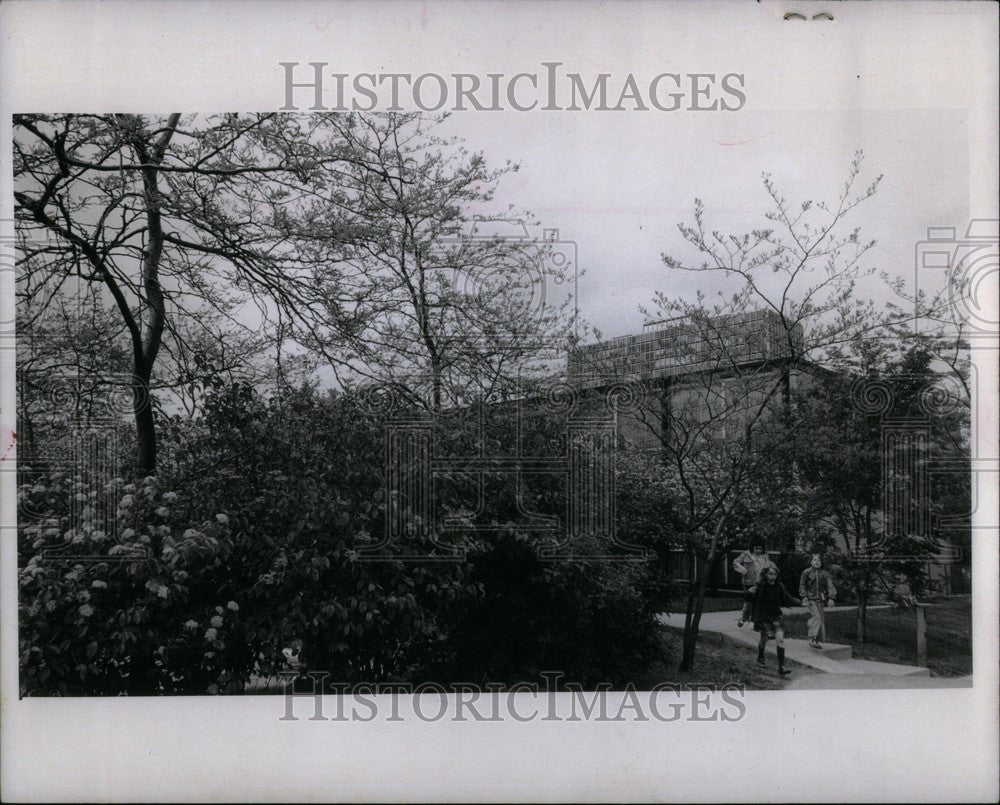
[421,429,670,688]
[19,382,670,693]
[158,383,483,685]
[428,531,664,688]
[19,471,244,695]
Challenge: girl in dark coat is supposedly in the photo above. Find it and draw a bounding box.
[751,564,798,676]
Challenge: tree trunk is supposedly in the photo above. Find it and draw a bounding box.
[678,557,715,671]
[134,370,157,477]
[856,589,868,643]
[678,520,727,672]
[128,113,180,475]
[431,362,443,411]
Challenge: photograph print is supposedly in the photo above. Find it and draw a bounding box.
[12,104,977,698]
[4,2,998,802]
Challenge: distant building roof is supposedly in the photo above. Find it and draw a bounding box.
[567,309,805,384]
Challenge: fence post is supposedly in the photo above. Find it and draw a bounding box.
[916,604,928,667]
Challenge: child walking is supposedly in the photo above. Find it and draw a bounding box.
[733,538,770,628]
[799,553,837,648]
[751,564,798,676]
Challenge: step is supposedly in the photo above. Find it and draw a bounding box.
[788,652,855,674]
[786,673,966,690]
[779,639,853,661]
[758,638,853,661]
[698,626,855,662]
[776,643,854,672]
[841,658,930,677]
[716,633,856,673]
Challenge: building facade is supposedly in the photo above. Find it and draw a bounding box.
[564,310,968,594]
[567,309,809,452]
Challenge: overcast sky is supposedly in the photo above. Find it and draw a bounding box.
[1,0,994,349]
[436,105,969,340]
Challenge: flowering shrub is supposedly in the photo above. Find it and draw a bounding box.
[19,470,246,694]
[19,382,669,693]
[19,385,484,694]
[158,383,482,686]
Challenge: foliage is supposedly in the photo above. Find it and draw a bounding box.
[158,382,483,685]
[19,378,674,693]
[415,398,671,686]
[427,532,664,688]
[301,112,576,411]
[788,343,970,636]
[19,471,242,695]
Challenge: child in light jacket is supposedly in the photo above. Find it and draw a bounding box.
[799,554,837,648]
[733,538,770,628]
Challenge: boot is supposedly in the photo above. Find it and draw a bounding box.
[777,647,791,676]
[756,641,766,666]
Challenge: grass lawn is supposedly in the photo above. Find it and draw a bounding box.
[636,626,817,691]
[783,596,972,677]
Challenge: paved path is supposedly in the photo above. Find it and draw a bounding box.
[656,606,964,689]
[786,673,972,690]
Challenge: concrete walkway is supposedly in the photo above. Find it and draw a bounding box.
[785,673,972,690]
[656,606,969,689]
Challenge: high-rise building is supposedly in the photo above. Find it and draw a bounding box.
[568,309,805,385]
[567,309,810,452]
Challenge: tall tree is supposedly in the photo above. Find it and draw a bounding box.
[791,342,970,640]
[301,113,576,412]
[576,153,960,670]
[13,113,373,473]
